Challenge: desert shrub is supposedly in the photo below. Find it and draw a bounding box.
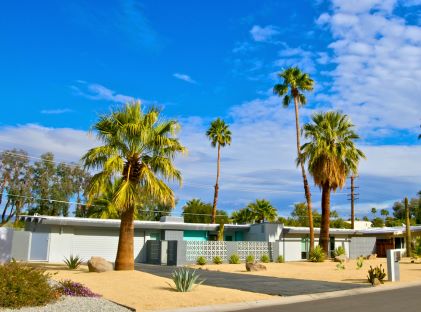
[334,246,345,257]
[356,256,364,270]
[277,255,285,263]
[260,254,270,263]
[0,261,58,308]
[213,256,223,265]
[56,280,100,297]
[246,255,255,263]
[171,268,205,292]
[336,261,345,270]
[229,253,241,264]
[309,245,325,262]
[63,255,84,270]
[196,256,207,266]
[367,265,386,285]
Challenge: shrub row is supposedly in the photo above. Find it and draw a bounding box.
[196,253,285,265]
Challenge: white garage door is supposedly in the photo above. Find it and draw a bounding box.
[73,228,145,262]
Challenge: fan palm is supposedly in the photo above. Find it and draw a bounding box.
[206,118,232,224]
[301,111,365,256]
[247,199,277,223]
[82,101,185,270]
[86,179,121,219]
[273,66,315,250]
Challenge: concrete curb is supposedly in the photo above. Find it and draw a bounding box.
[156,281,421,312]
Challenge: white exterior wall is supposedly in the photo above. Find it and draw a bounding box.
[47,226,146,263]
[282,238,302,261]
[0,227,13,263]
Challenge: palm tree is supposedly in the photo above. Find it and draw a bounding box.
[247,199,278,223]
[273,66,315,250]
[82,101,185,270]
[301,111,365,256]
[86,179,121,219]
[206,118,232,224]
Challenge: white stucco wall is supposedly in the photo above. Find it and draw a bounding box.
[282,238,302,261]
[0,227,13,263]
[48,226,148,263]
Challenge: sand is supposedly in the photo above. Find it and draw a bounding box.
[41,264,272,312]
[189,257,421,285]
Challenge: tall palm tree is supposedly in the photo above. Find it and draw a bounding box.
[273,66,315,250]
[86,179,121,219]
[82,101,185,270]
[206,118,232,224]
[247,199,277,223]
[301,111,365,256]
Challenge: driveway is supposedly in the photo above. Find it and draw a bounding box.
[137,264,368,296]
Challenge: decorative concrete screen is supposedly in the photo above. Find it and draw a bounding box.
[185,241,273,263]
[237,241,273,261]
[185,241,228,262]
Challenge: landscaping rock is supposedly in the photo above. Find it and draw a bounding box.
[334,255,347,262]
[372,278,381,286]
[245,262,267,272]
[88,257,113,272]
[367,254,377,260]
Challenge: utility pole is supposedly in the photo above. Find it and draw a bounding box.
[347,176,359,229]
[405,197,412,257]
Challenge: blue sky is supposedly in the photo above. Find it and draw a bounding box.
[0,0,420,218]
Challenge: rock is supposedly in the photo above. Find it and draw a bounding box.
[88,256,114,272]
[372,278,381,286]
[334,255,347,262]
[367,254,377,260]
[245,262,267,272]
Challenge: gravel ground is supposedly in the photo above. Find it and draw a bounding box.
[1,296,133,312]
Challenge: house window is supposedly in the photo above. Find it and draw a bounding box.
[301,237,309,259]
[225,235,233,241]
[395,237,404,249]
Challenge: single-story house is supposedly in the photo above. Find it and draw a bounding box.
[7,215,421,266]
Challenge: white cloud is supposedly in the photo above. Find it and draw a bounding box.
[71,81,136,104]
[40,108,73,115]
[250,25,280,42]
[173,73,197,84]
[318,0,421,138]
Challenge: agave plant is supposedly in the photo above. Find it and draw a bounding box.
[170,268,205,292]
[63,255,84,270]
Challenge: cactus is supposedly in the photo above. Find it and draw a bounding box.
[367,264,386,285]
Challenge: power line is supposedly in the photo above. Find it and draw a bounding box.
[0,150,350,196]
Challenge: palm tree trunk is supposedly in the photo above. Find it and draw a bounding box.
[405,197,412,257]
[211,144,221,224]
[319,183,331,257]
[115,204,135,270]
[293,95,314,251]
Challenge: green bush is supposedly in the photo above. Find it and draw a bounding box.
[63,255,83,270]
[334,246,345,257]
[213,256,223,264]
[309,245,325,262]
[245,255,255,263]
[260,254,270,263]
[0,261,58,308]
[277,255,284,263]
[367,265,386,285]
[171,268,205,292]
[229,253,241,264]
[356,256,364,270]
[196,256,207,266]
[336,261,345,270]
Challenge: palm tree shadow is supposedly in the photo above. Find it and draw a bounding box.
[341,278,368,284]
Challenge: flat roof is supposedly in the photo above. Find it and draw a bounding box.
[282,225,421,235]
[19,215,250,231]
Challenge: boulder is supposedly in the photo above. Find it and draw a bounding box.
[245,262,267,272]
[87,256,113,272]
[334,255,348,262]
[367,254,377,260]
